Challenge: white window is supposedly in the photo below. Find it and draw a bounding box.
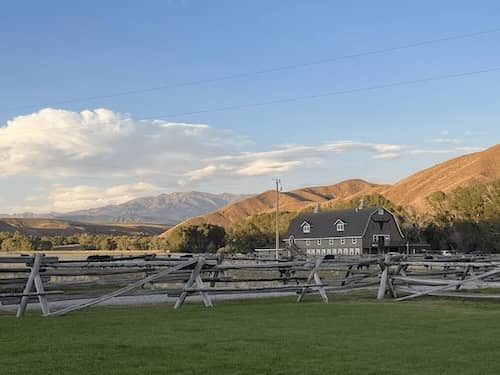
[317,239,322,245]
[349,248,354,255]
[385,235,390,241]
[352,238,357,244]
[306,249,311,255]
[340,238,345,245]
[343,248,348,255]
[329,239,334,245]
[355,248,361,255]
[306,240,311,246]
[326,249,332,255]
[321,249,326,255]
[302,224,310,233]
[336,222,345,232]
[378,208,384,215]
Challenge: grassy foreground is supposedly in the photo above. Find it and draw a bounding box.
[2,296,500,374]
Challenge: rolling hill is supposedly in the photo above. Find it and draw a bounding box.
[378,144,500,212]
[161,144,500,237]
[0,218,169,236]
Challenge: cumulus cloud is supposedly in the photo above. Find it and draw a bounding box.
[0,108,241,178]
[0,109,407,186]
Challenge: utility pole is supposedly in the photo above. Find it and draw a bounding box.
[273,178,281,260]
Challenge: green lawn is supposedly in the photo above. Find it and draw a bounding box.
[1,296,500,374]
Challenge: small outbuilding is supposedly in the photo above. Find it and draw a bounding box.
[285,206,405,256]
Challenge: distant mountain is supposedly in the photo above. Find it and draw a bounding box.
[161,144,500,237]
[57,191,251,224]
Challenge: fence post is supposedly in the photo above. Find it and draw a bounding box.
[16,253,45,318]
[377,253,392,300]
[175,257,211,309]
[297,257,328,303]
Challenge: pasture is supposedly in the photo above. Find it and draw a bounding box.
[2,296,500,375]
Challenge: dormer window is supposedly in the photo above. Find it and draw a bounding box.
[378,208,384,215]
[301,221,311,233]
[335,220,345,232]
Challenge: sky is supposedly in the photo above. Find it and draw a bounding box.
[1,0,499,213]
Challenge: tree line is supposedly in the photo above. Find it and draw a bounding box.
[0,232,170,252]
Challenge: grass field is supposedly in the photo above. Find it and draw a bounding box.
[2,296,500,374]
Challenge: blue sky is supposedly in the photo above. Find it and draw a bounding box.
[0,1,499,213]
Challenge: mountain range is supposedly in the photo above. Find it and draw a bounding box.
[56,192,251,224]
[161,143,500,236]
[1,192,250,225]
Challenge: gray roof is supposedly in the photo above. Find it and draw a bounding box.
[286,207,390,238]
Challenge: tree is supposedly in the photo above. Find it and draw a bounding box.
[0,232,32,252]
[167,224,226,253]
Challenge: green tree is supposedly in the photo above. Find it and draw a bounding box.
[0,232,32,252]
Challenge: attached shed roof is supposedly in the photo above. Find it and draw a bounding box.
[286,207,387,238]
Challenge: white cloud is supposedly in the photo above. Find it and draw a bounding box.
[0,108,241,178]
[424,138,464,144]
[1,109,408,185]
[184,165,218,180]
[236,160,304,176]
[373,152,400,160]
[197,141,404,178]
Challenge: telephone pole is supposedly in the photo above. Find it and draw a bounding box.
[273,178,281,260]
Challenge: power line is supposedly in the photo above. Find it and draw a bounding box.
[5,27,500,112]
[144,66,500,120]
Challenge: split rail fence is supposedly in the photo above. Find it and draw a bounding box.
[1,252,500,317]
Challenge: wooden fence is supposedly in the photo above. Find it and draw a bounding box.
[2,252,500,317]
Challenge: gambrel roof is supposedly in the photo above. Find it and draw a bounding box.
[286,207,401,239]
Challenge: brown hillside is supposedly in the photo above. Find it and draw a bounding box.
[161,179,380,236]
[0,218,169,236]
[380,144,500,212]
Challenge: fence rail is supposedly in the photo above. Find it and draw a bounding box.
[2,252,500,317]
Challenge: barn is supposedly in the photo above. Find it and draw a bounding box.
[285,206,405,256]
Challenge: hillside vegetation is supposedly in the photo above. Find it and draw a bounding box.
[0,218,168,236]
